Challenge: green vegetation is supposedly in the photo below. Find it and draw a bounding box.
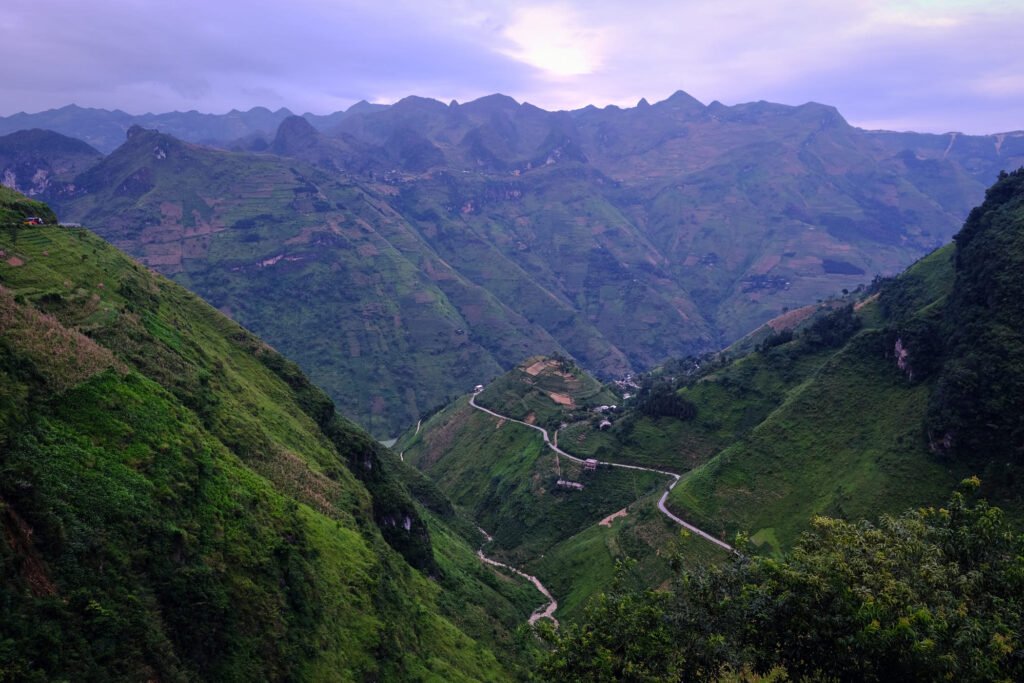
[4,110,1022,679]
[402,170,1024,639]
[669,330,962,554]
[928,168,1024,472]
[0,221,534,680]
[655,167,1024,557]
[526,498,726,622]
[396,357,733,623]
[399,397,663,566]
[541,482,1024,682]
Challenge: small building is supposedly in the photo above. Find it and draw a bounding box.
[556,479,585,491]
[598,420,612,430]
[584,458,599,471]
[474,384,484,393]
[22,216,44,225]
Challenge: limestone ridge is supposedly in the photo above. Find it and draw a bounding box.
[270,115,320,155]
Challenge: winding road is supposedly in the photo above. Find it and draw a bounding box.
[469,391,733,552]
[475,527,559,627]
[463,389,733,628]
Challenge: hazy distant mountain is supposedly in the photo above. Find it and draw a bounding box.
[16,91,1024,435]
[0,103,387,154]
[0,128,102,198]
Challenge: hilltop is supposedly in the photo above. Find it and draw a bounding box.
[0,185,57,225]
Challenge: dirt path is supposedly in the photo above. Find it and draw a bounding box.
[599,508,628,526]
[475,527,558,627]
[469,391,733,552]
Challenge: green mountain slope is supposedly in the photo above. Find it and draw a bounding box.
[664,171,1024,553]
[0,205,538,680]
[56,126,569,437]
[927,169,1024,464]
[0,186,57,225]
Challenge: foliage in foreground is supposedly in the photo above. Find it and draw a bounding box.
[539,479,1024,682]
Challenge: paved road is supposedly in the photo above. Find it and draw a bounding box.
[469,392,734,552]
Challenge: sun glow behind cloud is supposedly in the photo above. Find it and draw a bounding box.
[499,5,607,78]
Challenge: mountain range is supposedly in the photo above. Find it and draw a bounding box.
[2,92,1022,436]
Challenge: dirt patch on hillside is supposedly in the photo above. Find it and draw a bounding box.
[767,304,818,332]
[599,508,628,527]
[419,406,470,468]
[547,392,574,407]
[524,413,537,425]
[5,256,24,267]
[524,359,555,376]
[251,447,342,518]
[0,285,126,392]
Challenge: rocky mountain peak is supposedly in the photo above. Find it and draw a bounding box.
[271,115,319,154]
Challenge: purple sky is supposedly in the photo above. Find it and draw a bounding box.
[3,0,1022,133]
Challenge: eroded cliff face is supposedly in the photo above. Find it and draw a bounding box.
[895,337,913,380]
[0,129,103,202]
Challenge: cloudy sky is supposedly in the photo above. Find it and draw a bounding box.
[3,0,1022,133]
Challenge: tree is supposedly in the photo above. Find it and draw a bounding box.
[540,481,1024,682]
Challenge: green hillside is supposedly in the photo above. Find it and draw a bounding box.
[55,126,585,438]
[0,212,538,680]
[398,395,665,567]
[542,482,1024,681]
[473,356,617,428]
[0,186,57,225]
[666,170,1024,554]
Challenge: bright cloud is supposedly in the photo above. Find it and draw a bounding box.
[500,5,608,77]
